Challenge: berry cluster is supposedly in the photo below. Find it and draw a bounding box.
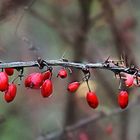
[0,59,137,110]
[23,68,135,110]
[117,73,134,109]
[24,69,69,97]
[0,68,16,103]
[24,68,98,109]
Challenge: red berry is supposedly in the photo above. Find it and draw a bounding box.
[0,72,8,92]
[41,79,53,97]
[67,82,80,92]
[24,73,44,89]
[24,74,32,87]
[4,84,17,103]
[8,84,17,98]
[57,69,67,78]
[86,92,99,109]
[4,93,13,103]
[118,91,129,109]
[5,68,14,76]
[79,132,89,140]
[124,74,134,87]
[105,124,113,135]
[43,70,52,80]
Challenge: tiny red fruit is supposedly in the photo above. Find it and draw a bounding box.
[79,132,89,140]
[4,93,13,103]
[8,84,17,98]
[57,69,67,78]
[105,124,113,135]
[24,73,44,89]
[118,91,129,109]
[86,92,99,109]
[125,74,134,87]
[24,74,32,87]
[67,82,80,92]
[5,68,14,76]
[4,84,17,103]
[43,70,52,80]
[41,79,53,97]
[0,72,9,92]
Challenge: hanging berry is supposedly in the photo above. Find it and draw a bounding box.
[57,69,67,78]
[86,91,99,109]
[0,72,9,92]
[124,74,134,87]
[105,123,113,135]
[24,74,32,87]
[79,132,89,140]
[43,70,52,80]
[118,91,129,109]
[5,68,14,76]
[41,79,53,97]
[24,73,44,89]
[4,84,17,103]
[67,82,80,92]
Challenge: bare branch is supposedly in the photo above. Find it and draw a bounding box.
[0,59,139,76]
[37,97,140,140]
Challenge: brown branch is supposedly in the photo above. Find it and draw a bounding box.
[100,0,137,67]
[37,97,140,140]
[64,0,94,131]
[99,1,137,140]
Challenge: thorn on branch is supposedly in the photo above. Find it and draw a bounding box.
[37,57,45,69]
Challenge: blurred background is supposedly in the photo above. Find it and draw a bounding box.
[0,0,140,140]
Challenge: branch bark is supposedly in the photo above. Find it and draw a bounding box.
[0,59,139,76]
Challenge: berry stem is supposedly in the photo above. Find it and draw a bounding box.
[86,80,91,92]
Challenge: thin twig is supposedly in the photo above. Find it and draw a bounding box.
[29,9,74,45]
[0,59,139,76]
[15,0,37,36]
